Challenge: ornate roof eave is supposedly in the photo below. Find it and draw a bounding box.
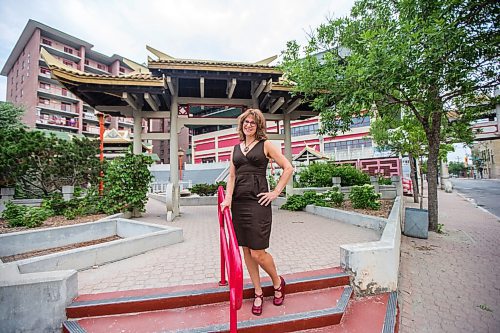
[146,45,282,75]
[41,48,166,88]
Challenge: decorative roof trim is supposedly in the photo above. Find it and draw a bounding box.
[148,61,282,74]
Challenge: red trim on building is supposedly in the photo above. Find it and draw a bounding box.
[218,137,240,148]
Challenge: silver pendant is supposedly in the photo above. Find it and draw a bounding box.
[244,146,249,152]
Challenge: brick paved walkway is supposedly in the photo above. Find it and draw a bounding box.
[78,199,379,294]
[399,187,500,333]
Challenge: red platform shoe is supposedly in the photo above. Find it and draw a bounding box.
[252,292,264,315]
[273,276,286,306]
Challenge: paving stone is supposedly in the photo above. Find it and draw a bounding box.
[399,184,500,333]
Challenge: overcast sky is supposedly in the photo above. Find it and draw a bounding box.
[0,0,356,101]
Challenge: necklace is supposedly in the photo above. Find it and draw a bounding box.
[243,139,257,153]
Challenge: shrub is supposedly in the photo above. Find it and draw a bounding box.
[190,182,227,196]
[101,152,153,215]
[324,187,344,207]
[378,177,392,185]
[1,202,28,227]
[349,185,381,210]
[331,166,370,186]
[2,202,51,228]
[281,191,327,211]
[297,163,370,187]
[297,163,337,187]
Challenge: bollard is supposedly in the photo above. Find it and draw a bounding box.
[370,176,380,193]
[62,186,74,201]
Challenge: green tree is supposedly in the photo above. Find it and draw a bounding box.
[100,152,153,216]
[16,134,100,197]
[281,0,499,230]
[0,102,26,131]
[448,161,466,176]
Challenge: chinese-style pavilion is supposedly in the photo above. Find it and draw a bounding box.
[41,46,317,218]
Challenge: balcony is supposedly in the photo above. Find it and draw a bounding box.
[40,43,81,62]
[118,118,134,127]
[37,103,79,117]
[82,125,100,136]
[38,87,79,104]
[84,64,111,75]
[36,115,79,131]
[83,112,99,123]
[38,71,60,85]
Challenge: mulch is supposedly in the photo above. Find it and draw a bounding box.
[334,200,394,219]
[1,235,122,263]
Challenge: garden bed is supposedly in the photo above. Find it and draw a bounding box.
[1,235,121,262]
[335,199,394,219]
[0,213,108,234]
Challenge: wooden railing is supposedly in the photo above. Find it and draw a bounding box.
[217,186,243,333]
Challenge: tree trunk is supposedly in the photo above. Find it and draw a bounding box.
[419,157,424,210]
[408,153,419,203]
[426,129,441,232]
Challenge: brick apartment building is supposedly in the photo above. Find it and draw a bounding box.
[0,20,177,162]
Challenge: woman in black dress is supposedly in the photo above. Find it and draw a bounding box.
[220,109,294,316]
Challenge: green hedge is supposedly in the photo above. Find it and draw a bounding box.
[297,163,370,187]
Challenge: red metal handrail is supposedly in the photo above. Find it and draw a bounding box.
[217,186,243,333]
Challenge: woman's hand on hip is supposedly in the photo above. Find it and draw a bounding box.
[257,191,279,206]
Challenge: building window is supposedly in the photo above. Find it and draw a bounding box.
[64,47,73,54]
[21,75,24,84]
[61,88,68,96]
[22,61,25,69]
[39,97,50,105]
[21,90,23,97]
[61,102,72,112]
[97,63,105,70]
[63,60,73,67]
[39,82,50,90]
[41,38,52,46]
[324,138,373,153]
[40,67,50,75]
[84,60,89,65]
[119,67,125,73]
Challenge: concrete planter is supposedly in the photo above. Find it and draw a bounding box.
[404,208,429,239]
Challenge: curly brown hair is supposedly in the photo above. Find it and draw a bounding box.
[237,108,268,141]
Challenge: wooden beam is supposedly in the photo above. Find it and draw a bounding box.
[252,79,267,99]
[200,77,205,98]
[142,132,171,140]
[269,97,285,114]
[122,92,141,110]
[263,78,273,93]
[285,98,302,114]
[290,110,320,120]
[227,78,237,99]
[259,92,272,110]
[177,97,252,106]
[142,111,171,119]
[144,93,159,111]
[166,76,175,95]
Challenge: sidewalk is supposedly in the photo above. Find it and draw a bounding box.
[78,198,379,294]
[399,189,500,333]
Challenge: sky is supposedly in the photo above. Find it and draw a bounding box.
[0,0,356,101]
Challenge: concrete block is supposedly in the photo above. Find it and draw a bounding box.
[0,269,77,333]
[340,197,402,295]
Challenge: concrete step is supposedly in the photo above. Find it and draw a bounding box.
[64,286,352,333]
[66,267,349,318]
[63,267,399,332]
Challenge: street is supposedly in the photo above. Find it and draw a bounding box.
[451,178,500,218]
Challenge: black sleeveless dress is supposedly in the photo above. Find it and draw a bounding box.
[231,140,272,250]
